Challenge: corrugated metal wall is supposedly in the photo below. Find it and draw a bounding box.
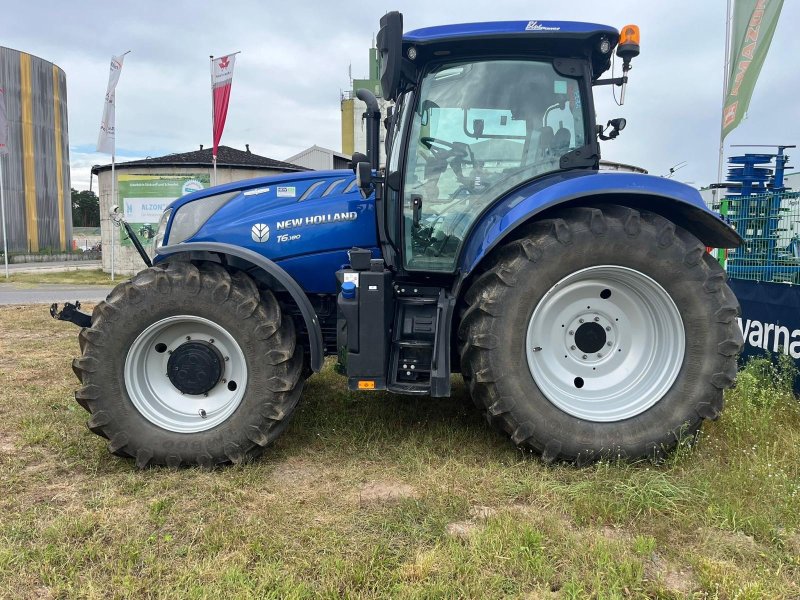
[0,46,71,253]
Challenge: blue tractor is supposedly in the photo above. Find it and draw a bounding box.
[70,13,743,467]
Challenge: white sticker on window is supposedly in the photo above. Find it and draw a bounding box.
[554,80,568,94]
[277,186,296,197]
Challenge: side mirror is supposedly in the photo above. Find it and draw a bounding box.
[355,161,373,198]
[377,11,403,101]
[350,152,368,173]
[598,118,626,141]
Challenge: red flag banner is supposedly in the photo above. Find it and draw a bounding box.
[211,53,237,157]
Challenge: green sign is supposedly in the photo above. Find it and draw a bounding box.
[117,173,209,247]
[721,0,783,140]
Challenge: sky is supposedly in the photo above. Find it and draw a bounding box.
[3,0,798,191]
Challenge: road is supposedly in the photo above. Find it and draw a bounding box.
[0,283,113,305]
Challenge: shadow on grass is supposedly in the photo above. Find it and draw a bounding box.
[273,367,519,464]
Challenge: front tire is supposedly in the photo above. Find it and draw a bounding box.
[458,206,743,463]
[72,261,305,468]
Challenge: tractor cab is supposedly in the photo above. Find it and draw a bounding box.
[360,13,635,274]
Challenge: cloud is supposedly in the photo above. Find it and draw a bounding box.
[4,0,797,190]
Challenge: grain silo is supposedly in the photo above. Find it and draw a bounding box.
[0,46,71,253]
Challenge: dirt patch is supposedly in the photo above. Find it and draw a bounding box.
[444,505,498,540]
[357,480,416,506]
[0,431,19,454]
[269,457,326,486]
[28,586,55,600]
[787,533,800,557]
[644,552,697,594]
[446,521,478,540]
[699,527,759,552]
[599,524,631,541]
[469,505,496,520]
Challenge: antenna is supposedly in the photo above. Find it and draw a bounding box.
[665,161,687,178]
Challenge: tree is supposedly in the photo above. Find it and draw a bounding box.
[71,188,100,227]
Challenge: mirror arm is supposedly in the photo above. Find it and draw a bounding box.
[593,75,627,87]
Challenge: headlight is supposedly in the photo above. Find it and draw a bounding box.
[167,191,239,245]
[154,208,172,249]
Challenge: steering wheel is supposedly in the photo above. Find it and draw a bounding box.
[420,136,459,157]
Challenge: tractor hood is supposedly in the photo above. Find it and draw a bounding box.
[156,169,379,293]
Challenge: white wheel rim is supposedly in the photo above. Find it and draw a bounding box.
[124,315,247,433]
[525,265,685,422]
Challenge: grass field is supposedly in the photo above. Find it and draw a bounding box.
[0,305,798,599]
[6,269,115,286]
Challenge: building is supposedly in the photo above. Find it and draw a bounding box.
[341,47,388,166]
[0,46,71,253]
[285,145,351,171]
[91,145,307,275]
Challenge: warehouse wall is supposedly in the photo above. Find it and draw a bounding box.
[0,46,71,253]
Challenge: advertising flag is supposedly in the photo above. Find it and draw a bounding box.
[0,88,8,156]
[721,0,783,140]
[211,53,237,157]
[96,54,126,154]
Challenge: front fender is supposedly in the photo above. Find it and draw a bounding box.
[457,171,741,278]
[156,241,324,372]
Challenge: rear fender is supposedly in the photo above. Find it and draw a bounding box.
[457,171,741,282]
[156,241,324,372]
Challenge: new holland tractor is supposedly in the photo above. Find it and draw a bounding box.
[64,13,744,468]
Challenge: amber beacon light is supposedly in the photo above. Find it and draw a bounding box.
[617,25,640,63]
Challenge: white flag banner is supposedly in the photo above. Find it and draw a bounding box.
[0,88,8,156]
[96,54,126,155]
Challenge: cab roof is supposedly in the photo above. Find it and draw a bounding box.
[402,20,620,78]
[403,20,618,44]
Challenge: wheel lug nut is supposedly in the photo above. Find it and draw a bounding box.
[582,354,587,359]
[209,338,215,344]
[597,353,602,358]
[579,318,585,323]
[570,345,576,350]
[607,341,612,346]
[186,336,191,340]
[605,326,611,331]
[594,317,599,322]
[224,356,229,361]
[568,330,574,335]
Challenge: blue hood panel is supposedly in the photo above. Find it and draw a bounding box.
[165,170,380,293]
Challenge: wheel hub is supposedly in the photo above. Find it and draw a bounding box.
[167,340,223,395]
[574,321,608,354]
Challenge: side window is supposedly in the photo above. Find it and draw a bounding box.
[401,60,588,272]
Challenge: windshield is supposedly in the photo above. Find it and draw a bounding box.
[402,59,588,271]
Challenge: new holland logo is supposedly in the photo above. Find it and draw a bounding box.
[251,223,270,243]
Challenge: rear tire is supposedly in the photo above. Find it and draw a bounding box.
[458,206,743,463]
[72,261,305,468]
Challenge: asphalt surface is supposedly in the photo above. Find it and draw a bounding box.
[0,283,113,305]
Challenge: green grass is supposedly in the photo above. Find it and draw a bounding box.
[0,306,799,598]
[6,269,116,286]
